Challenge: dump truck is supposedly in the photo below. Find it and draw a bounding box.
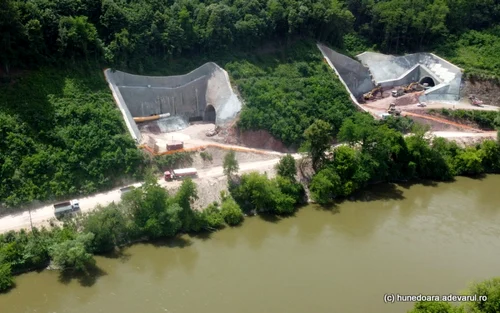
[392,88,404,97]
[53,200,80,217]
[387,103,401,116]
[164,168,198,181]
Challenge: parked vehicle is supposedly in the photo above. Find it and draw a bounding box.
[164,168,198,181]
[166,141,184,151]
[392,88,404,97]
[54,200,80,217]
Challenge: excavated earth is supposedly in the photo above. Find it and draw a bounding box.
[463,79,500,107]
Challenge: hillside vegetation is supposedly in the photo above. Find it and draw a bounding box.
[0,68,143,209]
[228,41,355,146]
[1,0,499,78]
[1,0,499,207]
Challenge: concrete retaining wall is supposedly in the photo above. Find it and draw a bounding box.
[104,69,142,143]
[378,65,420,88]
[105,63,242,142]
[317,44,374,98]
[357,51,463,101]
[317,44,370,114]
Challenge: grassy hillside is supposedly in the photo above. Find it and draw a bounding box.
[0,67,143,209]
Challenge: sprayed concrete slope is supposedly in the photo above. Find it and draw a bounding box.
[318,44,463,104]
[104,63,242,143]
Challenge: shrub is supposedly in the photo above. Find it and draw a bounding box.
[221,198,244,226]
[49,233,96,272]
[199,203,225,230]
[200,151,213,162]
[0,263,14,292]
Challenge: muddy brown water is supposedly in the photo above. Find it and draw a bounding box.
[2,176,500,313]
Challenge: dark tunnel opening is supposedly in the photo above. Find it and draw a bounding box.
[419,77,436,87]
[204,105,216,123]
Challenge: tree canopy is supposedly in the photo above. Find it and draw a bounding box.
[1,0,498,77]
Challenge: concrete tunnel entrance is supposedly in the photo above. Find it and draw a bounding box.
[419,77,436,87]
[204,105,216,122]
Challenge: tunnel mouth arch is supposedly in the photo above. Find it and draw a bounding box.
[204,105,216,123]
[419,77,436,87]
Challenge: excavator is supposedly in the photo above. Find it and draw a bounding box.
[392,82,425,98]
[387,103,401,116]
[468,95,484,107]
[404,82,425,93]
[363,85,383,101]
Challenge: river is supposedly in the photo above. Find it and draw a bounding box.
[1,176,500,313]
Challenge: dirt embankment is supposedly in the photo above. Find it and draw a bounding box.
[215,125,290,153]
[462,79,500,107]
[190,146,278,170]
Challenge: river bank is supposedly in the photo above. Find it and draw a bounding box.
[2,175,500,313]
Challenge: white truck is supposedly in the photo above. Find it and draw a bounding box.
[164,168,198,181]
[53,200,80,217]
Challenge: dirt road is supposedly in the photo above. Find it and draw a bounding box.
[430,131,497,139]
[0,154,301,234]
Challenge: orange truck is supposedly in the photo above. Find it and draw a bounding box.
[164,168,198,181]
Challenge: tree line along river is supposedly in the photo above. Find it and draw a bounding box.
[1,175,500,313]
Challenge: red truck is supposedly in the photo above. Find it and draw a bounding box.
[166,141,184,151]
[164,168,198,181]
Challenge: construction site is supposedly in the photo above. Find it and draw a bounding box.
[318,44,499,145]
[104,60,292,157]
[2,44,499,233]
[105,44,499,159]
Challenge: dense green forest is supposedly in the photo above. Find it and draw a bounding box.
[306,113,500,204]
[1,0,499,206]
[1,0,499,77]
[229,42,355,146]
[0,69,144,209]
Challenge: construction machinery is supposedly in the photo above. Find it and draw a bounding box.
[164,168,198,181]
[468,95,484,107]
[404,82,425,93]
[363,85,383,101]
[392,88,404,97]
[387,103,401,116]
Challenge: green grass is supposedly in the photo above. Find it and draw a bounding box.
[0,67,143,210]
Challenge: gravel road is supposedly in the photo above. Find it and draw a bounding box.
[0,154,301,234]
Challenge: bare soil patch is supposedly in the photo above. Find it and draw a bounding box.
[462,79,500,107]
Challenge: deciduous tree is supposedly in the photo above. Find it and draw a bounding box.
[223,150,239,178]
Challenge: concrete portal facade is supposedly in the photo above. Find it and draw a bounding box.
[357,51,463,102]
[318,44,463,104]
[105,62,242,143]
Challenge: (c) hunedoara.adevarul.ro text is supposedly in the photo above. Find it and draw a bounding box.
[383,293,488,303]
